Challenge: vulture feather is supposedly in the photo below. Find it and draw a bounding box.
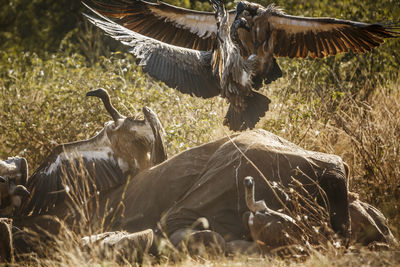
[21,88,167,215]
[89,0,233,50]
[89,0,398,89]
[22,128,127,216]
[85,0,398,130]
[84,1,271,131]
[234,1,399,59]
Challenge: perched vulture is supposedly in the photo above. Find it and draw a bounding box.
[243,176,303,253]
[84,0,273,131]
[85,0,398,130]
[20,88,167,216]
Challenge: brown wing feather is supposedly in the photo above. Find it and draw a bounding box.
[264,10,399,58]
[21,129,127,216]
[84,4,220,98]
[90,0,235,51]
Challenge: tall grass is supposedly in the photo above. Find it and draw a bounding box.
[0,10,399,264]
[259,60,400,238]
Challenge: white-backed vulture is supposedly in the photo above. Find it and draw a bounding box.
[19,88,166,216]
[84,0,275,131]
[243,176,303,254]
[89,0,398,90]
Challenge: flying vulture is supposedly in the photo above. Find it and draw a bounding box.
[84,0,274,131]
[85,0,398,130]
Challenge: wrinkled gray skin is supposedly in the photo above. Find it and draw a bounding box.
[84,129,397,253]
[159,130,350,246]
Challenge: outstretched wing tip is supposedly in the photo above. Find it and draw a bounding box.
[260,4,399,59]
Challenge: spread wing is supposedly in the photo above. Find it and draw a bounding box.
[90,0,234,51]
[84,3,221,98]
[263,7,399,58]
[22,128,127,216]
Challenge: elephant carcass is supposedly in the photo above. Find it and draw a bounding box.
[95,129,350,246]
[161,130,350,243]
[98,136,232,233]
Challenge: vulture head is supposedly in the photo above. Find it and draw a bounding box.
[210,0,229,38]
[235,1,260,19]
[243,176,268,213]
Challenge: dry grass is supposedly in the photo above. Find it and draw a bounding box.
[14,225,400,267]
[0,28,399,265]
[260,75,400,238]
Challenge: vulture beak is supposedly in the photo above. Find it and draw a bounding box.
[86,90,97,97]
[239,18,250,32]
[231,17,250,34]
[0,176,6,183]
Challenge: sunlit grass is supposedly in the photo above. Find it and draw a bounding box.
[0,38,399,264]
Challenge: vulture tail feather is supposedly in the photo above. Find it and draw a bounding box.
[224,92,271,131]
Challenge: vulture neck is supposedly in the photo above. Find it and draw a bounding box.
[213,12,242,85]
[100,96,124,122]
[245,184,268,213]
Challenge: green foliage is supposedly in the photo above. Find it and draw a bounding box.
[0,0,83,53]
[0,0,216,56]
